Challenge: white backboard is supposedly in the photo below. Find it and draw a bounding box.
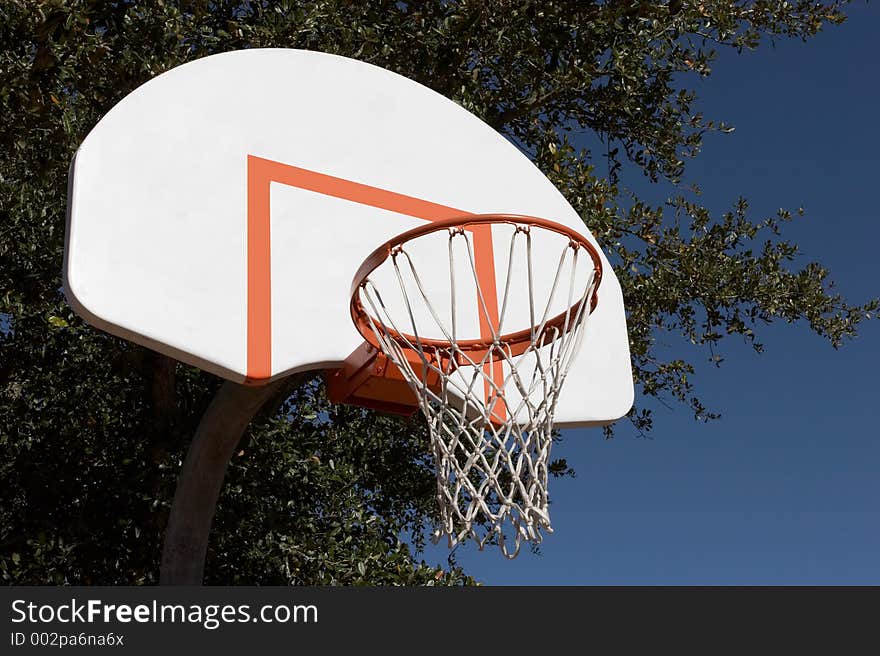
[64,49,633,427]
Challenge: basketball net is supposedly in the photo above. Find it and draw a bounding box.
[355,217,601,558]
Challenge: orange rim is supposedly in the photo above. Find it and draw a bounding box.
[350,214,603,359]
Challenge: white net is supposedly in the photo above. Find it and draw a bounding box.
[356,219,600,557]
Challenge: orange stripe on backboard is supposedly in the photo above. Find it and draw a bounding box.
[246,157,272,380]
[246,155,505,415]
[472,225,506,423]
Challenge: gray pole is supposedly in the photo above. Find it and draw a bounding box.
[159,377,297,585]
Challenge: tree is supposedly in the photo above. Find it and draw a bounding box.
[1,1,875,584]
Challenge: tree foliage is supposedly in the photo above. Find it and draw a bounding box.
[1,1,875,584]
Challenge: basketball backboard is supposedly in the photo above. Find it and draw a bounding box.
[64,48,632,427]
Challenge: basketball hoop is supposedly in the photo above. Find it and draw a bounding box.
[348,214,603,557]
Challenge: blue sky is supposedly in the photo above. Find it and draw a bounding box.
[422,4,880,584]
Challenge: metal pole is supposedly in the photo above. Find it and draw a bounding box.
[159,378,290,585]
